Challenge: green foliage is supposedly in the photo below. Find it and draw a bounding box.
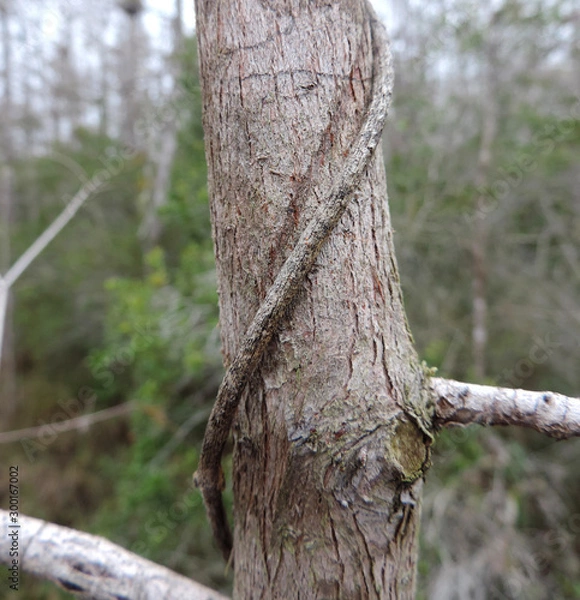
[160,38,211,254]
[8,131,145,416]
[5,3,579,598]
[390,3,580,596]
[5,33,231,596]
[78,37,231,592]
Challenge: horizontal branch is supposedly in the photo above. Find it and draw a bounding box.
[0,510,229,600]
[431,377,580,440]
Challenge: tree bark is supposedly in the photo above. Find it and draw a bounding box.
[195,1,433,597]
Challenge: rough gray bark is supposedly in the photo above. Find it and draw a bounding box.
[195,0,393,562]
[195,1,433,597]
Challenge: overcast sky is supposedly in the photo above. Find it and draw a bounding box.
[146,0,394,39]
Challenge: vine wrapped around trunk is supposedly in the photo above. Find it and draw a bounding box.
[195,1,433,597]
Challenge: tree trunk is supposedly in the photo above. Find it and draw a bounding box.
[471,27,499,382]
[0,3,17,418]
[119,6,143,148]
[0,167,16,419]
[140,0,184,247]
[195,1,432,597]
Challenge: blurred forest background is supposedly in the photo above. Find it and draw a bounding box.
[0,0,578,598]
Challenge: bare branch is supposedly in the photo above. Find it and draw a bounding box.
[431,377,580,440]
[0,402,135,444]
[194,4,394,561]
[3,175,107,289]
[0,510,229,600]
[0,172,109,368]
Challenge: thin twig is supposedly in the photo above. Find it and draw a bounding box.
[194,5,394,561]
[431,377,580,439]
[149,406,212,469]
[0,402,135,444]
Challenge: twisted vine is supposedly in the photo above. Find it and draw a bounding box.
[194,5,394,562]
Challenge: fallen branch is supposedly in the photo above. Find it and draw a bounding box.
[0,510,229,600]
[431,377,580,439]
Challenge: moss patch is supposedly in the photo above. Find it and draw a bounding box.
[391,419,430,482]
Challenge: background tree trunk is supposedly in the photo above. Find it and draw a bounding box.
[471,18,499,382]
[0,1,17,418]
[195,1,432,597]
